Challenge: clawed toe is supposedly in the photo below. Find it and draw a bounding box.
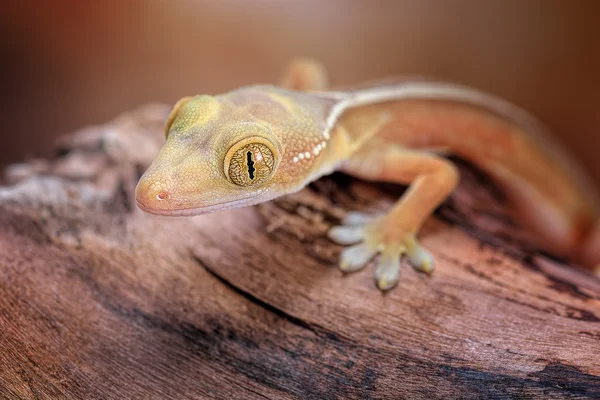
[327,225,365,245]
[342,211,380,225]
[374,250,402,290]
[406,242,435,274]
[339,243,377,272]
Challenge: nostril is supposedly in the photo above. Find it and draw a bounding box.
[156,190,170,201]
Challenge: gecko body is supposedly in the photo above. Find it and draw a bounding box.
[136,59,600,290]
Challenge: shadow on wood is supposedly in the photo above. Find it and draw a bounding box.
[1,104,599,399]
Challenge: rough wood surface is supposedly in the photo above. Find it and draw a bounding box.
[1,104,599,400]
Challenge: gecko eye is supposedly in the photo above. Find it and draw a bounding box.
[225,141,275,186]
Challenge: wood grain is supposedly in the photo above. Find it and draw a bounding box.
[0,104,599,399]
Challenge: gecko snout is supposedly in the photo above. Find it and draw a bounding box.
[135,176,174,214]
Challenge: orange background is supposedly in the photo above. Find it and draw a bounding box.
[2,1,599,187]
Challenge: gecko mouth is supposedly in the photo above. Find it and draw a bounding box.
[135,194,263,217]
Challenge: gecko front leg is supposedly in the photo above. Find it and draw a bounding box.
[328,140,459,290]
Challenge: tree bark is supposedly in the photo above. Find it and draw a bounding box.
[1,104,599,400]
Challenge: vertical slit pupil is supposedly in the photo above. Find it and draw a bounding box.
[246,151,256,179]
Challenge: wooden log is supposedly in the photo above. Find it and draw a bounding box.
[1,104,599,400]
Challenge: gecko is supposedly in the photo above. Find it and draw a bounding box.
[135,58,600,290]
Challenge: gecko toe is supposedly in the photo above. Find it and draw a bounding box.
[407,243,435,274]
[327,225,365,245]
[342,211,380,225]
[374,250,401,291]
[339,243,377,272]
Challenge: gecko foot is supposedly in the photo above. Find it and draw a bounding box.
[327,211,434,291]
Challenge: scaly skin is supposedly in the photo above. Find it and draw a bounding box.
[136,58,600,290]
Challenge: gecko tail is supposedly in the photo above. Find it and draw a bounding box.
[494,169,599,272]
[580,222,600,273]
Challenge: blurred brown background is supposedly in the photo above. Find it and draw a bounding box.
[2,0,599,187]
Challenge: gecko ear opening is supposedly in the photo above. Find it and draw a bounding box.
[164,96,192,138]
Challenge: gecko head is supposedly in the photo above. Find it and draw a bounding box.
[135,95,285,216]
